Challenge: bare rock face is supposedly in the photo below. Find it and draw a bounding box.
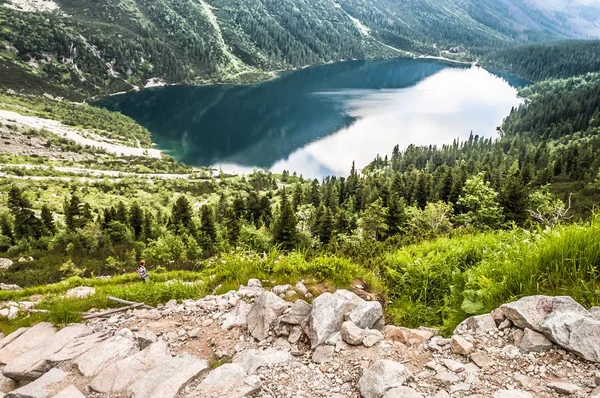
[247,292,289,341]
[90,341,171,393]
[3,324,92,381]
[73,335,138,377]
[358,360,413,398]
[5,368,65,398]
[308,292,358,348]
[540,311,600,362]
[500,296,588,332]
[221,301,252,330]
[127,355,210,398]
[191,364,261,398]
[53,385,86,398]
[345,301,383,329]
[0,323,56,366]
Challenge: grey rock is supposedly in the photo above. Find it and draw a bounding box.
[335,289,364,306]
[47,332,108,365]
[362,329,384,347]
[280,300,312,325]
[382,387,423,398]
[345,301,383,329]
[0,259,12,270]
[450,335,474,355]
[590,307,600,321]
[53,386,86,398]
[358,360,413,398]
[135,331,158,349]
[470,352,494,369]
[501,296,588,332]
[237,286,264,298]
[326,332,341,346]
[450,383,471,394]
[432,392,450,398]
[434,372,460,385]
[73,335,138,377]
[0,323,56,366]
[233,348,291,374]
[383,326,433,345]
[519,328,553,353]
[508,328,524,346]
[540,311,600,362]
[498,319,512,330]
[90,341,170,393]
[247,278,262,288]
[295,281,308,296]
[591,387,600,398]
[221,301,252,330]
[5,368,65,398]
[288,326,303,345]
[191,364,261,397]
[442,358,464,373]
[595,371,600,386]
[312,345,334,364]
[547,382,581,395]
[0,284,21,291]
[65,286,95,299]
[127,355,210,398]
[271,284,292,295]
[307,292,357,348]
[340,321,364,346]
[3,324,91,381]
[247,292,289,341]
[0,373,15,393]
[456,314,497,333]
[493,390,532,398]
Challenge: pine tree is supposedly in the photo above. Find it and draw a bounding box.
[171,196,193,232]
[200,205,217,244]
[129,202,144,240]
[360,198,388,241]
[292,183,303,211]
[499,167,529,226]
[273,188,297,250]
[310,179,321,207]
[8,186,43,239]
[318,207,334,245]
[40,205,56,235]
[0,213,14,244]
[225,207,241,246]
[115,201,128,224]
[386,195,407,237]
[64,193,90,230]
[141,209,155,242]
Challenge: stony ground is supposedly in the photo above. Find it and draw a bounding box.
[0,280,599,398]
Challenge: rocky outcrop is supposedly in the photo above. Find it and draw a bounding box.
[540,311,600,362]
[345,301,383,329]
[0,258,12,270]
[73,334,138,377]
[5,368,65,398]
[308,292,357,348]
[0,323,56,366]
[500,295,588,332]
[190,364,261,397]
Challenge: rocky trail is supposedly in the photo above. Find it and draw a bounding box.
[0,279,599,398]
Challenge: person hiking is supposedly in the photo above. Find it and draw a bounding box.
[137,260,149,282]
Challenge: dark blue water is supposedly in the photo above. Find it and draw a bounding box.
[96,58,528,177]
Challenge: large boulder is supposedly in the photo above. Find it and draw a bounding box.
[500,296,588,332]
[190,364,261,397]
[308,292,358,348]
[48,332,109,365]
[127,355,210,398]
[358,360,413,398]
[455,314,496,334]
[247,292,289,341]
[90,341,171,393]
[0,323,56,366]
[280,300,312,325]
[221,301,252,330]
[73,335,138,377]
[3,324,92,381]
[5,368,65,398]
[0,259,12,270]
[540,311,600,362]
[346,301,383,329]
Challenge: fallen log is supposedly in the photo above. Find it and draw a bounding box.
[82,302,144,320]
[107,296,155,310]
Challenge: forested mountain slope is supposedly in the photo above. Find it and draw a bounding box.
[1,0,600,99]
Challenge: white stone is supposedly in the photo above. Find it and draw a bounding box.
[233,348,291,374]
[5,368,65,398]
[308,292,357,348]
[358,360,413,398]
[65,286,95,299]
[345,301,383,329]
[0,323,56,366]
[73,335,138,377]
[493,390,532,398]
[540,311,600,362]
[53,385,86,398]
[247,292,289,341]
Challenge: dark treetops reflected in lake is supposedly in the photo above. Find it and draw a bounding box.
[97,58,528,178]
